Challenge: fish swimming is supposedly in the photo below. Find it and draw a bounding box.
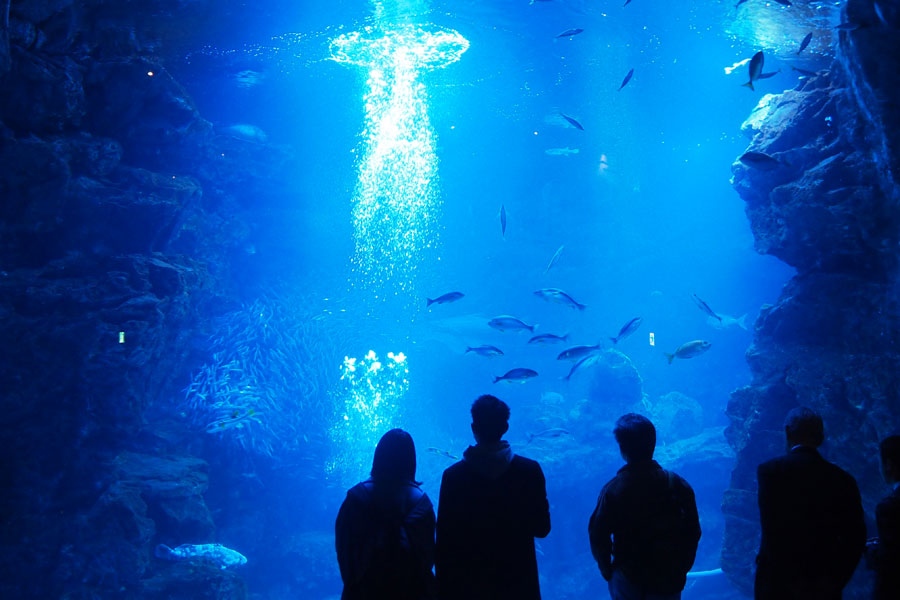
[757,70,781,80]
[618,68,634,90]
[556,344,602,362]
[797,32,812,54]
[465,345,504,357]
[526,428,572,443]
[528,333,569,345]
[560,113,584,131]
[545,147,580,156]
[534,288,586,311]
[544,245,565,274]
[791,66,818,78]
[500,204,507,238]
[691,294,722,322]
[427,291,465,307]
[488,315,535,333]
[557,28,584,38]
[494,368,539,384]
[739,151,782,170]
[665,340,712,364]
[220,123,268,143]
[427,447,459,460]
[742,51,764,91]
[708,313,748,330]
[155,543,247,570]
[563,353,601,381]
[206,408,259,434]
[611,317,643,344]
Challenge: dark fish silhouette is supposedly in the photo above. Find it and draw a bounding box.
[619,68,634,90]
[742,51,764,91]
[791,65,818,77]
[560,113,584,131]
[665,340,712,364]
[735,0,749,7]
[797,32,812,54]
[624,0,632,5]
[757,70,781,80]
[427,291,465,307]
[465,345,504,358]
[611,317,643,344]
[557,28,584,38]
[494,368,539,384]
[500,204,507,237]
[691,294,722,322]
[739,151,782,170]
[773,0,791,5]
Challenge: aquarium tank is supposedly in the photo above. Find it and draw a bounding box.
[1,0,898,598]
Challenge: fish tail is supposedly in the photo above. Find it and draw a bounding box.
[610,337,618,344]
[492,376,502,384]
[465,347,472,354]
[742,81,755,91]
[665,353,675,364]
[426,298,435,307]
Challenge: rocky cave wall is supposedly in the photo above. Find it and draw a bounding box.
[722,0,900,597]
[0,1,298,597]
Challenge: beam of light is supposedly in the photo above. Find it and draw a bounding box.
[327,350,409,483]
[331,23,469,296]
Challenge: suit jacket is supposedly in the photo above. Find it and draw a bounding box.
[873,486,900,599]
[435,444,550,600]
[755,446,866,600]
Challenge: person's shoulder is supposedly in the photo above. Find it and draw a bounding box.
[441,459,468,479]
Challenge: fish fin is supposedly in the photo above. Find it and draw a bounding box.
[465,347,472,354]
[737,314,748,330]
[426,298,434,307]
[493,376,501,383]
[665,353,675,364]
[610,337,618,344]
[742,81,755,91]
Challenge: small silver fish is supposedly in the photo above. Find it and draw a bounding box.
[556,344,602,362]
[665,340,712,364]
[427,447,459,460]
[691,294,722,322]
[494,368,539,384]
[155,543,247,570]
[528,333,569,345]
[611,317,643,344]
[488,315,535,333]
[544,245,565,274]
[564,353,601,381]
[534,288,586,311]
[560,113,584,131]
[619,68,634,90]
[466,345,504,357]
[527,428,572,443]
[206,409,259,434]
[427,291,465,307]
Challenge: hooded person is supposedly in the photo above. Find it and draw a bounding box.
[336,428,436,600]
[435,394,551,600]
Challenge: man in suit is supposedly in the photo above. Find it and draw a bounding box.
[435,394,551,600]
[867,434,900,599]
[755,406,866,600]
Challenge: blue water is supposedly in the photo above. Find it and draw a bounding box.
[162,0,845,597]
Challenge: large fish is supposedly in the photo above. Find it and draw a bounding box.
[611,317,643,344]
[742,51,764,91]
[557,344,602,362]
[534,288,586,311]
[665,340,712,364]
[738,151,782,170]
[465,345,504,357]
[691,294,722,322]
[557,28,584,38]
[427,291,465,307]
[488,315,535,333]
[494,368,539,384]
[155,543,247,570]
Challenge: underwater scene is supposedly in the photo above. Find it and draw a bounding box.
[2,0,900,598]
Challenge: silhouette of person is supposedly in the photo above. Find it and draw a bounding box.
[866,434,900,599]
[754,406,866,600]
[435,394,551,600]
[588,413,701,600]
[336,428,436,600]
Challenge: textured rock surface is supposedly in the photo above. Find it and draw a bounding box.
[722,1,900,596]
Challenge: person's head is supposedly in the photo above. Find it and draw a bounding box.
[880,435,900,484]
[470,394,510,444]
[371,428,417,484]
[613,413,656,463]
[783,406,825,449]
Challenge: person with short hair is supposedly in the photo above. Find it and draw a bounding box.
[336,428,436,600]
[754,407,866,600]
[866,434,900,599]
[589,413,701,600]
[435,394,551,600]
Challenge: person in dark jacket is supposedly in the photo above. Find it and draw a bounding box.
[866,434,900,599]
[755,407,866,600]
[336,428,436,600]
[435,394,551,600]
[588,413,701,600]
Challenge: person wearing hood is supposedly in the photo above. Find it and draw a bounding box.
[336,428,437,600]
[435,394,551,600]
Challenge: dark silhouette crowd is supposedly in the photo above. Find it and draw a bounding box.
[334,399,900,599]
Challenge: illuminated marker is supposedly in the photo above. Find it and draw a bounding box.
[119,331,126,344]
[147,71,154,77]
[649,332,655,347]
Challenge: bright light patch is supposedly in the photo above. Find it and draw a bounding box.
[331,25,469,294]
[328,349,410,482]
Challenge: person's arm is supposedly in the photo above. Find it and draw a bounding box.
[835,475,867,587]
[588,486,613,581]
[678,476,702,573]
[335,492,364,587]
[529,463,551,538]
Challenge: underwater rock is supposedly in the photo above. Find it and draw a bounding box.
[650,391,704,442]
[0,49,84,132]
[584,348,645,419]
[141,561,247,600]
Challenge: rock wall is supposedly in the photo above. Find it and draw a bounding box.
[722,1,900,596]
[0,1,295,597]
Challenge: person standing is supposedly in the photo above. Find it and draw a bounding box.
[866,434,900,599]
[336,428,436,600]
[588,413,701,600]
[435,394,551,600]
[755,407,866,600]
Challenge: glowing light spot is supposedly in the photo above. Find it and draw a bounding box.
[119,331,125,344]
[331,24,469,295]
[147,71,154,77]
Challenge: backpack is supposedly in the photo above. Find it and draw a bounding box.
[360,486,425,600]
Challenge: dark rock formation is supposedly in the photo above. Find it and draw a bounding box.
[722,1,900,596]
